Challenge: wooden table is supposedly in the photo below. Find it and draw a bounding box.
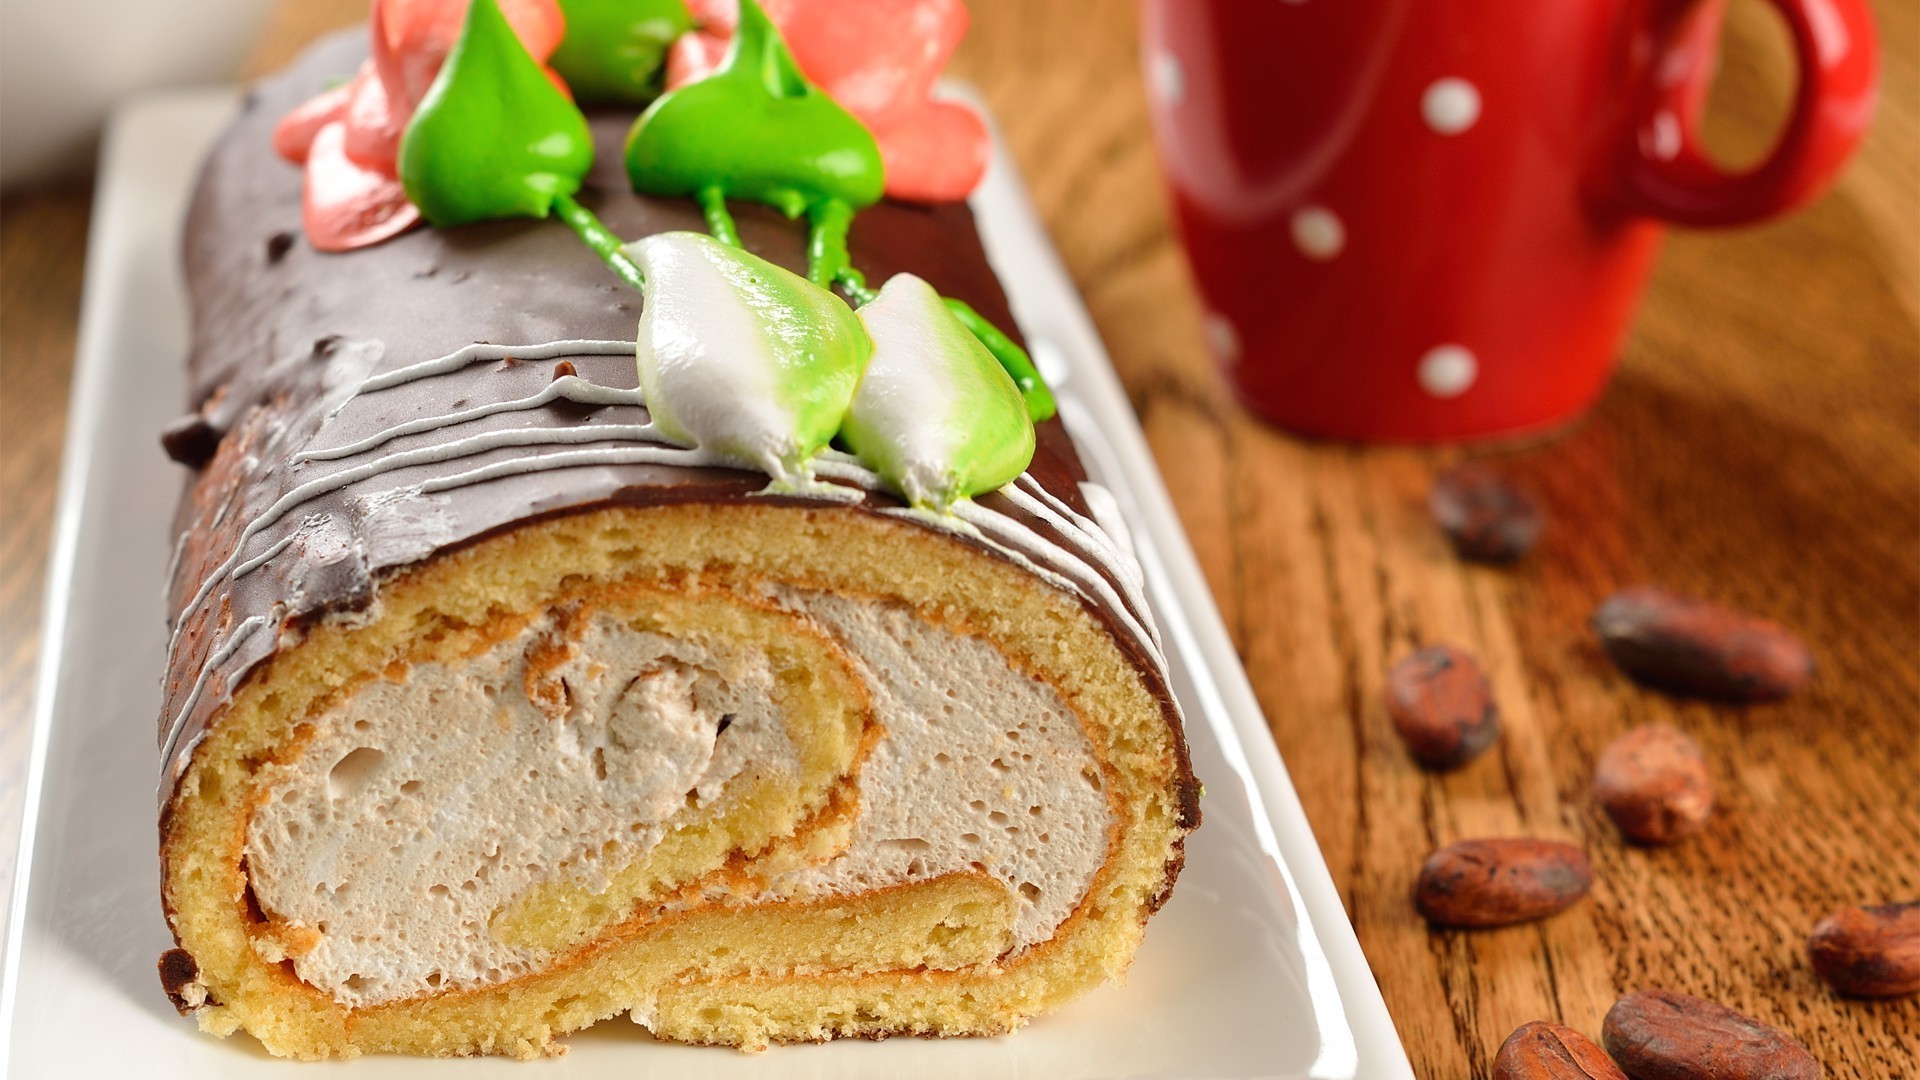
[3,1,1914,1073]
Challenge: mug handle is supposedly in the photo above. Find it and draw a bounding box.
[1609,0,1879,227]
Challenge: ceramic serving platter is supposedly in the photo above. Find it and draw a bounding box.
[0,90,1412,1080]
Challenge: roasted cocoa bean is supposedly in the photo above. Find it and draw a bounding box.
[1592,724,1713,845]
[1591,587,1812,702]
[1430,464,1544,563]
[1493,1021,1627,1079]
[1808,901,1920,998]
[1386,645,1500,771]
[1414,839,1592,928]
[1602,990,1819,1080]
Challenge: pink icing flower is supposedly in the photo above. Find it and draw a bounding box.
[667,0,989,203]
[301,122,422,253]
[273,0,568,252]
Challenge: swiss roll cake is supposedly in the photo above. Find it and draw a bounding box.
[156,1,1198,1059]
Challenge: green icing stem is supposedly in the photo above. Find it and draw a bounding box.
[944,297,1057,423]
[833,267,878,307]
[699,186,742,247]
[553,191,646,292]
[806,198,855,289]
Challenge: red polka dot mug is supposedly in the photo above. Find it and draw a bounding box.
[1141,0,1879,442]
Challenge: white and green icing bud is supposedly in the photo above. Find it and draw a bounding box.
[842,273,1036,512]
[625,231,870,488]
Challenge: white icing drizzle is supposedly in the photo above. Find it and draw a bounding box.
[416,444,708,495]
[161,614,269,779]
[359,340,639,394]
[1003,477,1162,648]
[231,531,300,587]
[952,499,1164,669]
[295,377,648,463]
[208,457,260,531]
[164,530,192,603]
[167,423,673,676]
[811,450,1160,664]
[164,338,1166,772]
[1010,476,1138,589]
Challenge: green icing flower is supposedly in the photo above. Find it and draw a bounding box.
[842,273,1036,511]
[550,0,691,103]
[622,0,883,218]
[626,231,871,486]
[398,0,596,227]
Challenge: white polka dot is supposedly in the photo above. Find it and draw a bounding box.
[1150,51,1185,106]
[1421,78,1481,135]
[1418,345,1477,397]
[1290,205,1345,261]
[1644,110,1682,162]
[1204,312,1241,366]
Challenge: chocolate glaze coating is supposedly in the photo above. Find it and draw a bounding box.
[158,32,1200,849]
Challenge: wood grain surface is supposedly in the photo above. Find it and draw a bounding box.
[2,1,1915,1074]
[0,187,89,910]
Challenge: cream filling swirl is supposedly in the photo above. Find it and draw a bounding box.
[245,593,1111,1008]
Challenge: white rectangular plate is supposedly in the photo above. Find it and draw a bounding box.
[2,90,1411,1080]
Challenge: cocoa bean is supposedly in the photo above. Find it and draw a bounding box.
[1494,1021,1627,1079]
[1430,464,1544,563]
[1592,724,1713,845]
[1808,901,1920,998]
[1602,990,1819,1080]
[1414,839,1592,928]
[1386,645,1500,771]
[1591,587,1812,702]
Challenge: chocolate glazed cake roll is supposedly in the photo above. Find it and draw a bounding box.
[156,19,1199,1061]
